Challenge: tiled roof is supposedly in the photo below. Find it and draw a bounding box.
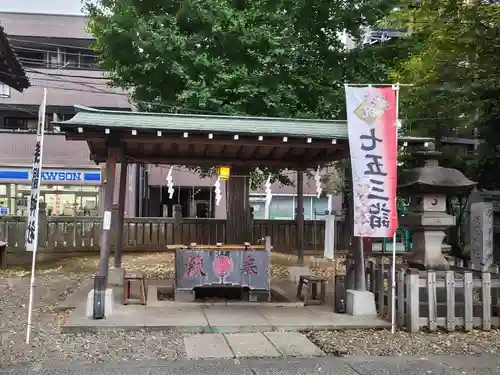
[55,105,349,139]
[55,105,433,143]
[0,25,29,92]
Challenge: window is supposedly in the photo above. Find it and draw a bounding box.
[249,196,266,219]
[13,184,100,216]
[64,48,80,68]
[64,47,99,69]
[48,50,61,68]
[312,196,329,220]
[15,50,46,68]
[269,195,295,220]
[4,117,28,130]
[3,117,38,131]
[81,52,99,69]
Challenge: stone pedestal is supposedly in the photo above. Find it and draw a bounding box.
[404,223,452,270]
[400,195,455,270]
[174,288,195,302]
[108,267,125,286]
[288,265,310,284]
[346,290,377,316]
[85,288,114,318]
[323,214,335,260]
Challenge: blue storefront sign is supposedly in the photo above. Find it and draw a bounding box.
[0,169,101,183]
[0,207,8,215]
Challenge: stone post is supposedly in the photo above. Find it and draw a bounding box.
[469,202,494,271]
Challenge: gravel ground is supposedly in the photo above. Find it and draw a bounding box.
[0,251,332,367]
[306,329,500,356]
[0,267,186,367]
[0,251,459,367]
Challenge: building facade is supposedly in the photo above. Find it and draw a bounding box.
[0,12,131,217]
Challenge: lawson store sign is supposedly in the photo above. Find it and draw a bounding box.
[0,169,101,183]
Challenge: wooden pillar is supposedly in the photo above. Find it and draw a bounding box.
[98,149,117,282]
[226,167,252,244]
[296,170,305,266]
[114,161,128,269]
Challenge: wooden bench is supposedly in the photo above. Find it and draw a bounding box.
[124,273,147,305]
[296,275,327,306]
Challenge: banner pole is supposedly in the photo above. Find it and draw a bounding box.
[26,88,47,344]
[391,83,400,335]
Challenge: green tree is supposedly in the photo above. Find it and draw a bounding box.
[85,0,398,241]
[367,0,500,259]
[387,1,500,183]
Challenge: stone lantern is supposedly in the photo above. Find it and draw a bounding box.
[398,142,476,270]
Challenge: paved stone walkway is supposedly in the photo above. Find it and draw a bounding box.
[184,332,324,359]
[64,303,389,333]
[2,356,500,374]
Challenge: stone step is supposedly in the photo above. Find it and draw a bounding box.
[183,332,325,359]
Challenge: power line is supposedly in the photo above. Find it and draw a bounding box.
[0,67,206,113]
[3,64,500,121]
[34,69,118,96]
[31,82,126,96]
[28,80,500,123]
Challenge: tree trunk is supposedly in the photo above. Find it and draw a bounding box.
[225,167,252,244]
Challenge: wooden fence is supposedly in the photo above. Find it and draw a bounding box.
[366,257,500,332]
[0,216,342,253]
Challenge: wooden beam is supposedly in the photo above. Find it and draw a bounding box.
[296,151,350,168]
[66,132,340,150]
[89,154,305,168]
[89,145,348,166]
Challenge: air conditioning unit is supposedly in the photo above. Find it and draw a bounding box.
[0,84,11,99]
[52,113,61,132]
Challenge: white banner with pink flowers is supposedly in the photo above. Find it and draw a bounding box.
[345,85,398,238]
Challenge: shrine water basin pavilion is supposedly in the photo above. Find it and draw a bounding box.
[54,105,431,279]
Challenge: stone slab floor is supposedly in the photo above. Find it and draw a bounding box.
[183,332,326,360]
[63,303,390,333]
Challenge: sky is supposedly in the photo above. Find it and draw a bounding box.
[1,0,84,15]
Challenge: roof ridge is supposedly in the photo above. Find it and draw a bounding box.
[74,105,347,124]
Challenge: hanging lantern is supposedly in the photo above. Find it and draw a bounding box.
[217,165,231,180]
